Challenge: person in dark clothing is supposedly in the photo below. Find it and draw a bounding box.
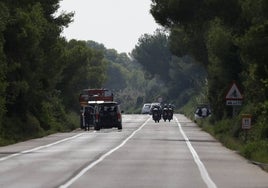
[84,107,91,131]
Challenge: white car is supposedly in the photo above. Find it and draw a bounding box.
[141,103,152,114]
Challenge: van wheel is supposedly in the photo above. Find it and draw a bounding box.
[118,124,122,130]
[94,123,100,131]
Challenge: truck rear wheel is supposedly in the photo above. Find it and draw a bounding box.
[118,124,122,130]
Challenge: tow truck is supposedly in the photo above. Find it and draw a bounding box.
[79,89,122,131]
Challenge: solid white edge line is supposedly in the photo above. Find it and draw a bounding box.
[59,117,151,188]
[0,133,85,162]
[175,117,217,188]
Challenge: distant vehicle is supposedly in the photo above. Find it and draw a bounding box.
[141,103,152,114]
[79,89,123,131]
[79,88,113,106]
[167,108,173,122]
[162,106,168,121]
[161,104,174,122]
[94,101,123,130]
[152,105,161,123]
[149,102,161,114]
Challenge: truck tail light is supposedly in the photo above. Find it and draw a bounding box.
[95,113,99,122]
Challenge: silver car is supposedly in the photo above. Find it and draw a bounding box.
[141,103,151,114]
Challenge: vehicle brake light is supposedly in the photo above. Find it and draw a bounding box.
[117,113,121,122]
[95,113,99,122]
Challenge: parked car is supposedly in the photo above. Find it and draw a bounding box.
[141,103,152,114]
[94,101,123,130]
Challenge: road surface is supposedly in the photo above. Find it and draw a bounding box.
[0,114,267,188]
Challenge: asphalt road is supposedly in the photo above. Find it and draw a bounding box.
[0,114,267,188]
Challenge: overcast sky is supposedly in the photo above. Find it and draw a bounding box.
[58,0,160,53]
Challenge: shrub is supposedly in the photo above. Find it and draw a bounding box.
[1,112,44,144]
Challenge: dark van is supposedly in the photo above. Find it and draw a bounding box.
[94,101,123,130]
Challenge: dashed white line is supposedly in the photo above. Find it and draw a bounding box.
[59,117,151,188]
[175,117,217,188]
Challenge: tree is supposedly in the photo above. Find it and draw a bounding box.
[132,29,172,82]
[238,0,268,103]
[132,28,207,108]
[150,0,244,120]
[0,2,9,128]
[1,0,74,138]
[149,0,268,147]
[58,40,107,111]
[206,19,242,119]
[104,63,127,91]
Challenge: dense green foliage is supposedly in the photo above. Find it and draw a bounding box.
[0,3,8,128]
[86,40,161,113]
[131,29,206,108]
[0,1,107,145]
[150,0,268,163]
[58,40,107,111]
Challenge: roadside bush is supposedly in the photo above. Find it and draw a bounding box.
[1,113,44,144]
[213,119,233,135]
[65,111,80,130]
[39,100,73,133]
[24,112,45,137]
[241,142,257,159]
[0,109,78,146]
[241,141,268,163]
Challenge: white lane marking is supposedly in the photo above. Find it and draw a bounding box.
[175,117,217,188]
[59,117,151,188]
[0,133,85,162]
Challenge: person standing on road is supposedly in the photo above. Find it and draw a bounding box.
[84,107,91,131]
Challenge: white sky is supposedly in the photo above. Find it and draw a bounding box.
[58,0,160,53]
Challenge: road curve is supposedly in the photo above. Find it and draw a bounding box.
[0,114,267,188]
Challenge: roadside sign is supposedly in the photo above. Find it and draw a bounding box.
[225,82,243,100]
[242,114,252,129]
[225,82,243,106]
[226,100,242,105]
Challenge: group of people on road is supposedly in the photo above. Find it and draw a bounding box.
[151,104,174,123]
[194,106,211,122]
